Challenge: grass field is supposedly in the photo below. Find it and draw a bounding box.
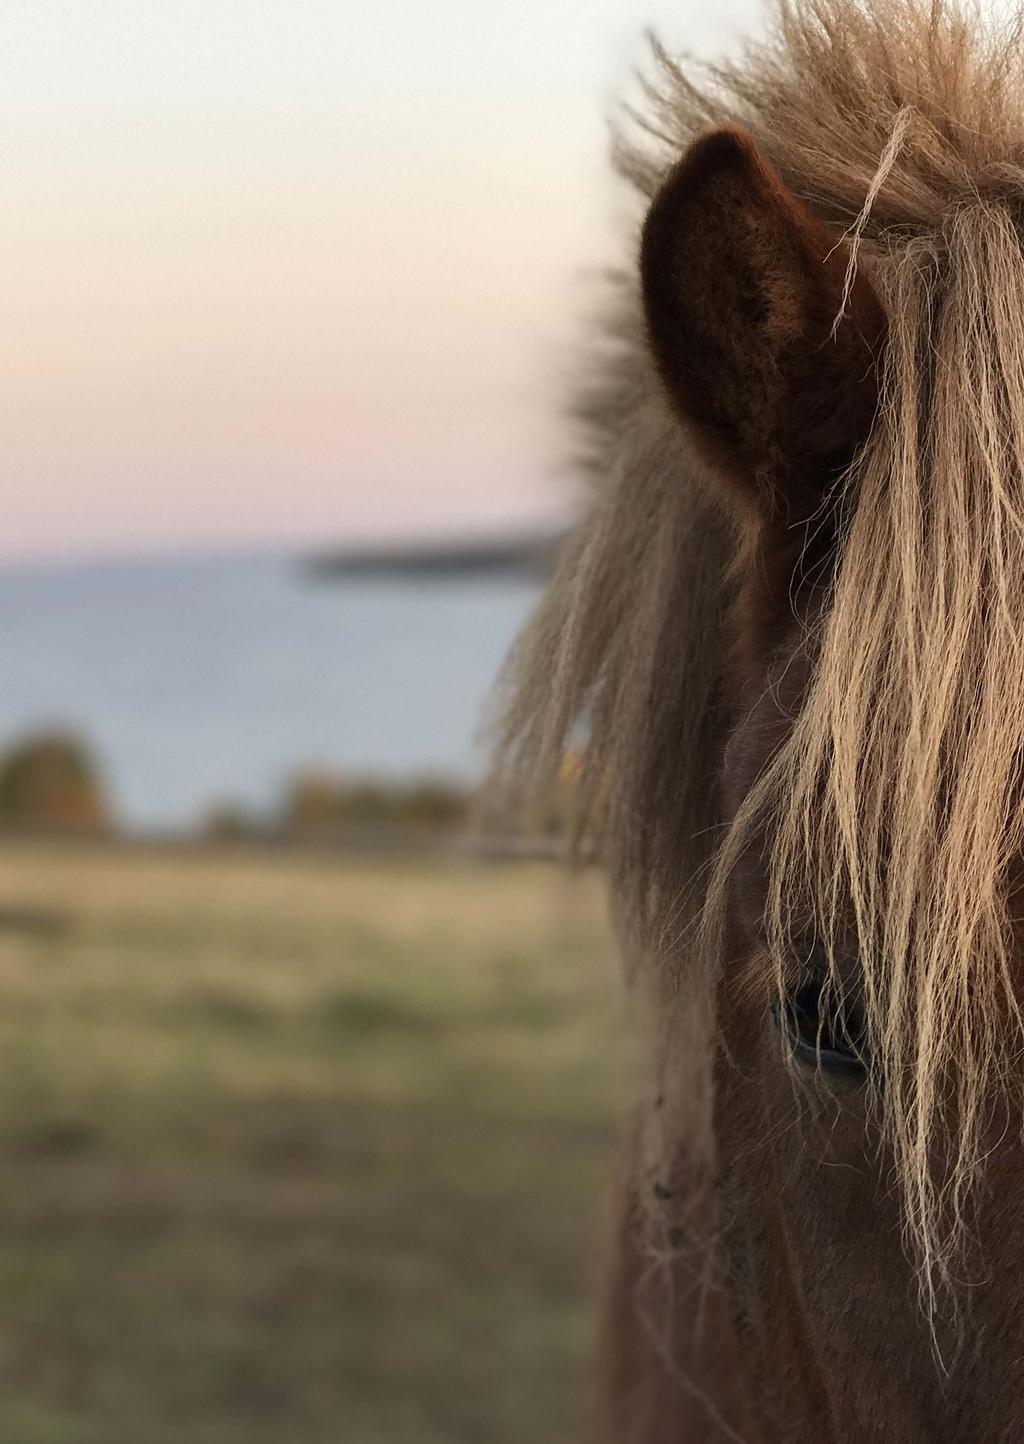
[0,843,626,1443]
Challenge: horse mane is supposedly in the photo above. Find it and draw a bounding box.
[490,0,1024,1300]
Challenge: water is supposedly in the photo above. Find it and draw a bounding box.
[0,552,541,832]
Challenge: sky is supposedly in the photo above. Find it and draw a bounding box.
[1,0,764,563]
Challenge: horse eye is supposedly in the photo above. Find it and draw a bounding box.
[771,972,869,1086]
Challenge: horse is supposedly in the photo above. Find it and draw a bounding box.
[491,0,1024,1437]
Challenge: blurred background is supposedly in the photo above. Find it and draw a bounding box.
[0,3,761,1440]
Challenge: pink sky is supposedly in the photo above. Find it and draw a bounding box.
[2,1,762,562]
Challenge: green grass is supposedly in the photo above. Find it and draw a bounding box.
[0,843,626,1443]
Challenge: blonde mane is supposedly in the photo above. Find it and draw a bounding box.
[491,0,1024,1298]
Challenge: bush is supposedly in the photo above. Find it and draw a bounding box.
[282,771,468,833]
[0,732,111,834]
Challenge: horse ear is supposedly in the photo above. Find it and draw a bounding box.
[640,127,886,520]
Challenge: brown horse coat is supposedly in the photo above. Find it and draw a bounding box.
[493,1,1024,1436]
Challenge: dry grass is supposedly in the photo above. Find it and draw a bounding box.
[0,842,624,1443]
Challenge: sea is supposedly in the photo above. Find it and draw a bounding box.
[0,551,542,833]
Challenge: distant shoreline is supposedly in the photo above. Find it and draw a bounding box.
[303,528,567,583]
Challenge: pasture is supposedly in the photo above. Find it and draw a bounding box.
[0,843,624,1443]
